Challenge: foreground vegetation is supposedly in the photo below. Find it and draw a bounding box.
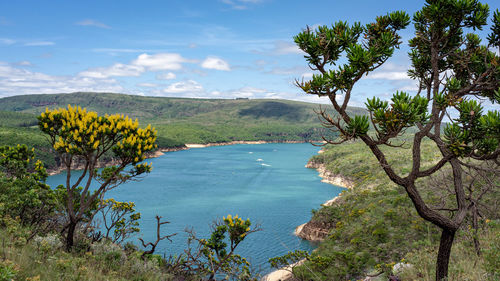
[0,132,497,280]
[0,140,261,281]
[288,0,500,279]
[272,140,499,280]
[0,104,271,280]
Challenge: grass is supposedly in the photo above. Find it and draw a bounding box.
[0,229,174,281]
[291,138,499,280]
[308,138,442,186]
[399,220,500,281]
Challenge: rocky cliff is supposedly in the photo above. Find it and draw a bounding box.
[294,158,355,242]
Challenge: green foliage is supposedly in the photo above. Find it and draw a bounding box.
[482,221,500,280]
[488,9,500,47]
[0,144,45,179]
[196,214,254,279]
[269,250,309,271]
[0,227,177,281]
[0,92,367,155]
[345,115,370,138]
[444,101,500,156]
[295,185,440,280]
[294,1,500,280]
[98,198,141,244]
[0,126,56,168]
[288,139,499,280]
[0,111,38,127]
[399,220,500,281]
[271,140,442,279]
[178,214,259,280]
[0,260,17,281]
[295,12,409,96]
[0,145,59,231]
[366,92,429,138]
[53,184,98,224]
[37,105,157,249]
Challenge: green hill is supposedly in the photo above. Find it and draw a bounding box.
[0,92,366,123]
[0,92,366,168]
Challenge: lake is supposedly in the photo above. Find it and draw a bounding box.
[46,143,343,274]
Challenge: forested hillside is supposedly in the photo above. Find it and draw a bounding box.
[0,92,366,168]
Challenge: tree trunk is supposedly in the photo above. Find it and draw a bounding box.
[66,220,77,251]
[436,228,456,281]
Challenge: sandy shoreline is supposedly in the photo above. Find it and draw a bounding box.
[261,259,305,281]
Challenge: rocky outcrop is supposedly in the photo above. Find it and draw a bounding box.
[305,161,354,189]
[293,158,355,242]
[294,221,333,242]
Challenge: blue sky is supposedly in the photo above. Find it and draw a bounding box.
[1,0,499,106]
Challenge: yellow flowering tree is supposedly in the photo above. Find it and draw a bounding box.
[38,105,157,250]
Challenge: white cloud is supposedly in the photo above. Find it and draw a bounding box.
[24,41,55,46]
[0,38,15,45]
[201,56,231,71]
[79,63,144,78]
[156,72,176,80]
[0,65,122,97]
[363,63,412,81]
[230,86,267,98]
[163,80,203,93]
[301,72,313,80]
[271,41,303,55]
[254,60,268,66]
[221,0,262,10]
[78,53,194,79]
[92,48,154,53]
[137,83,158,88]
[76,19,111,29]
[78,53,193,79]
[15,61,32,66]
[132,53,193,71]
[221,0,247,10]
[398,84,419,92]
[365,71,410,80]
[205,86,331,104]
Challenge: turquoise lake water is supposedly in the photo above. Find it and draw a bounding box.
[46,143,343,273]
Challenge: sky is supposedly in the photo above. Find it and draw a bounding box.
[1,0,499,106]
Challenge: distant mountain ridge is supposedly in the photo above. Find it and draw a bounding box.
[0,92,367,168]
[0,92,366,123]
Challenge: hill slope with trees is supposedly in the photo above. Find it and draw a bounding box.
[0,92,366,169]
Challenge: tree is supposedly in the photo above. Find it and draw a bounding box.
[38,105,157,250]
[182,214,260,280]
[138,215,176,259]
[99,198,141,244]
[0,145,59,239]
[294,1,499,280]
